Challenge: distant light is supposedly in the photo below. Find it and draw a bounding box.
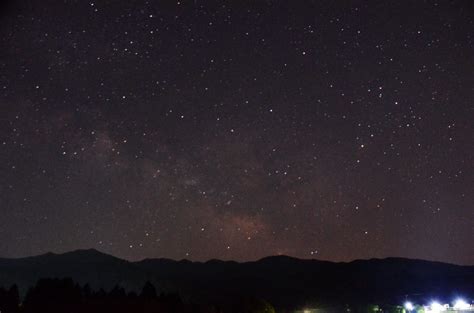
[453,299,470,310]
[404,302,414,311]
[430,302,445,313]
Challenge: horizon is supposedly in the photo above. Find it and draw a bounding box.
[2,248,473,267]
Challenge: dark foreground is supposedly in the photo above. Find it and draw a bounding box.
[0,250,473,312]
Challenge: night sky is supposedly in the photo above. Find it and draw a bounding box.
[0,1,473,264]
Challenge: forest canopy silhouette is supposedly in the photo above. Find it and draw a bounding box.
[0,278,276,313]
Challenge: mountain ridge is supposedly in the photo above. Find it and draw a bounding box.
[2,249,472,268]
[0,249,472,309]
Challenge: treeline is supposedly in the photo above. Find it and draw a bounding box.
[0,278,275,313]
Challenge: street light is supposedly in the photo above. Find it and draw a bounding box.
[430,301,445,313]
[404,302,414,312]
[453,299,470,310]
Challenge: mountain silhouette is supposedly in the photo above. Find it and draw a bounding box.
[0,250,472,310]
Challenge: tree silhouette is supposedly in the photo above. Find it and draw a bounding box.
[7,278,274,313]
[0,285,19,313]
[23,278,82,313]
[140,281,157,299]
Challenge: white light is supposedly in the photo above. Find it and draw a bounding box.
[430,302,445,313]
[404,302,414,311]
[453,299,470,310]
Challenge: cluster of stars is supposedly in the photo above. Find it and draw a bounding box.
[0,0,472,264]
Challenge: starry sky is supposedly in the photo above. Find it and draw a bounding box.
[0,0,473,264]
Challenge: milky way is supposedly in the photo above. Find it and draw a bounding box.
[0,1,472,264]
